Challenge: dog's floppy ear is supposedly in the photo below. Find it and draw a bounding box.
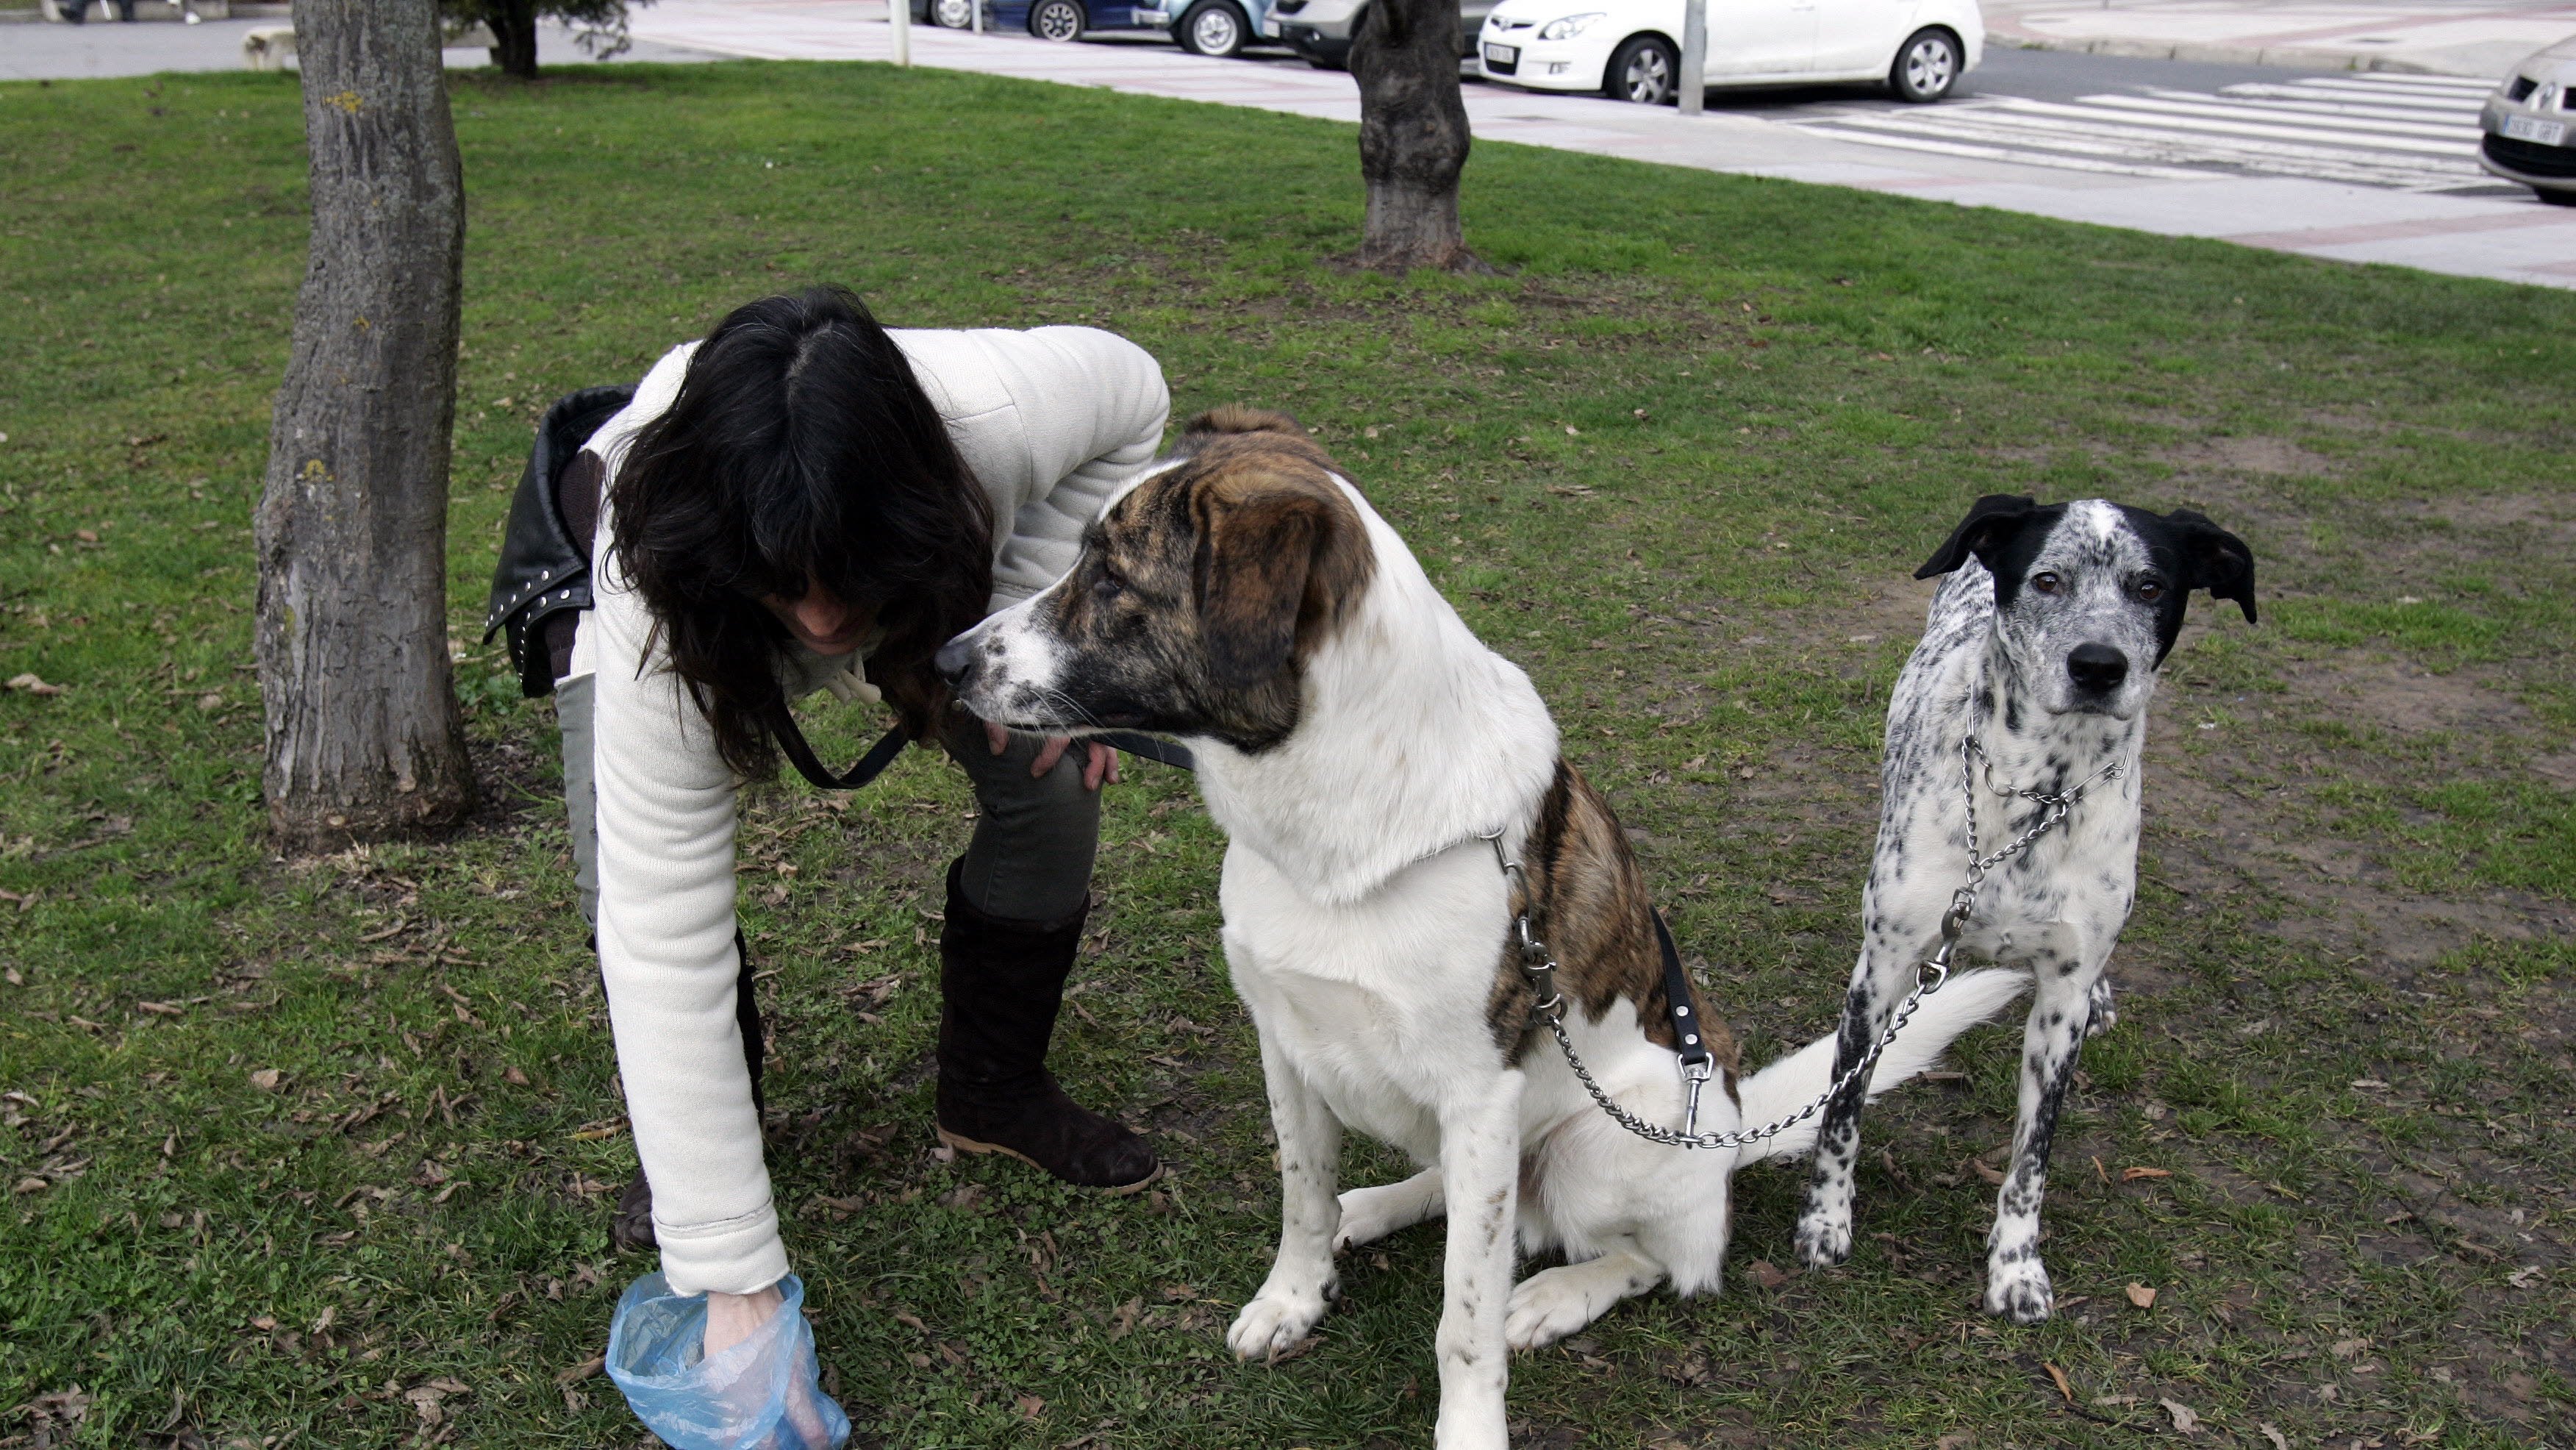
[2166,508,2257,624]
[1916,494,2041,579]
[1194,473,1372,690]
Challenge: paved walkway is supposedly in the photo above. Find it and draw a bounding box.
[627,0,2576,289]
[1984,0,2576,79]
[0,15,715,82]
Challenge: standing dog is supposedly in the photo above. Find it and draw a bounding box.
[939,410,2029,1447]
[1792,494,2256,1324]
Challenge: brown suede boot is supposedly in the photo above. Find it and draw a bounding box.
[934,859,1161,1192]
[609,929,768,1252]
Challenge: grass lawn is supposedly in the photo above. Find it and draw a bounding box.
[4,55,2574,1450]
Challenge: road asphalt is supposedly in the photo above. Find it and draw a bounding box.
[10,0,2576,288]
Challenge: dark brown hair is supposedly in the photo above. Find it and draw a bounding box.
[608,288,993,778]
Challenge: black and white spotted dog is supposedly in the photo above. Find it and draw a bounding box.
[1792,494,2256,1323]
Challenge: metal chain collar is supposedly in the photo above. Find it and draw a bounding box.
[1491,733,2118,1152]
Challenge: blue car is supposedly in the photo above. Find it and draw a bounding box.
[915,0,1274,56]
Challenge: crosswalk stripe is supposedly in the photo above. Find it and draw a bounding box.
[1822,107,2482,188]
[1784,68,2513,192]
[2152,90,2488,126]
[2087,93,2482,141]
[1786,124,2214,177]
[1993,96,2477,155]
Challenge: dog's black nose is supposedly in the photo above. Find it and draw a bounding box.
[933,636,973,684]
[2066,643,2128,694]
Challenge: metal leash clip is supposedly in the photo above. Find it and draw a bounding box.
[1681,1056,1714,1136]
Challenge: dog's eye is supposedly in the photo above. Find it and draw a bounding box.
[1092,568,1123,598]
[2134,577,2165,602]
[2031,571,2063,595]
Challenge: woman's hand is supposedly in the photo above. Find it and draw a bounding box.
[704,1284,784,1360]
[984,721,1120,790]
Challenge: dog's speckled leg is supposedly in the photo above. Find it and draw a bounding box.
[1228,1026,1345,1360]
[1433,1072,1524,1450]
[2084,976,2117,1039]
[1796,929,1921,1269]
[1983,938,2102,1323]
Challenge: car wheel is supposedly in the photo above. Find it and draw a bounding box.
[2539,187,2576,207]
[1177,0,1248,55]
[1028,0,1085,40]
[1889,26,1960,103]
[932,0,973,25]
[1604,35,1678,104]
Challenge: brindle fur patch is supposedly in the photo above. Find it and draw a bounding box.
[1024,414,1374,752]
[1486,762,1742,1099]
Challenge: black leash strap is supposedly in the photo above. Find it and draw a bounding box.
[762,696,1197,793]
[765,693,915,791]
[1651,908,1713,1069]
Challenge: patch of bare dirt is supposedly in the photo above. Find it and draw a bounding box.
[2155,435,2343,480]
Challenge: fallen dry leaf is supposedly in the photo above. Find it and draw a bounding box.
[503,1065,531,1087]
[1972,1158,2007,1185]
[2159,1398,2201,1434]
[2120,1165,2173,1182]
[2257,1424,2290,1450]
[7,674,65,696]
[2330,1337,2372,1360]
[2125,1282,2158,1309]
[1747,1259,1792,1290]
[555,1354,605,1386]
[2043,1362,2073,1404]
[1016,1394,1045,1419]
[1933,1433,1974,1450]
[248,1068,282,1092]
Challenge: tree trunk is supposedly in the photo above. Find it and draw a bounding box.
[257,0,474,851]
[1348,0,1487,272]
[485,0,540,78]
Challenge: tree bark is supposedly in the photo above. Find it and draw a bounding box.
[484,0,540,78]
[257,0,474,851]
[1348,0,1487,272]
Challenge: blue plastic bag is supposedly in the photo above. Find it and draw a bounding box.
[605,1272,851,1450]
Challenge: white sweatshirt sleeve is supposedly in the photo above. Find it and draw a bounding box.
[589,343,783,1298]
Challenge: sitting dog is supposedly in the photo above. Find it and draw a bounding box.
[938,408,2029,1447]
[1792,493,2256,1324]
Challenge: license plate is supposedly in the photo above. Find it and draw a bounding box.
[1484,43,1517,65]
[2504,113,2567,146]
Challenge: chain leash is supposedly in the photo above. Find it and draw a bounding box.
[1493,734,2119,1152]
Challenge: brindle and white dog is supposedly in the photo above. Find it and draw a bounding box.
[938,410,2030,1448]
[1792,493,2256,1324]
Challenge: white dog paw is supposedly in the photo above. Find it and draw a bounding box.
[2085,979,2119,1039]
[1983,1256,2054,1324]
[1334,1182,1430,1251]
[1503,1266,1607,1350]
[1793,1207,1853,1270]
[1226,1285,1329,1361]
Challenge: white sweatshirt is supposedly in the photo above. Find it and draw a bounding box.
[582,326,1170,1296]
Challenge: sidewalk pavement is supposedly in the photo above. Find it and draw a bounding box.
[627,0,2576,290]
[1983,0,2576,79]
[0,15,715,82]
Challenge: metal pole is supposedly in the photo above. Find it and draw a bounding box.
[971,0,981,33]
[891,0,912,64]
[1678,0,1705,114]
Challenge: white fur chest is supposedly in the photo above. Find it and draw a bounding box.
[1217,841,1517,1159]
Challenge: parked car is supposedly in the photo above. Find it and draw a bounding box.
[2479,37,2576,204]
[1475,0,1981,104]
[1273,0,1498,68]
[919,0,1170,43]
[1131,0,1283,55]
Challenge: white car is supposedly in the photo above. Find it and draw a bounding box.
[1477,0,1982,105]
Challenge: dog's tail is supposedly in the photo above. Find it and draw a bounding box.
[1732,968,2030,1167]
